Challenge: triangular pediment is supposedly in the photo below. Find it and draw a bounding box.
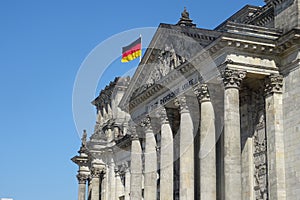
[119,24,221,111]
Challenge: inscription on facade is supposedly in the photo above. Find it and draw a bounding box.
[146,74,198,113]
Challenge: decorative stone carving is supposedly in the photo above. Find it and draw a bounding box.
[253,109,269,200]
[145,45,186,87]
[159,107,169,124]
[128,121,139,140]
[174,96,189,113]
[91,167,102,178]
[193,84,210,102]
[177,7,196,27]
[222,68,246,89]
[264,74,283,95]
[78,130,88,154]
[77,173,89,184]
[140,116,152,131]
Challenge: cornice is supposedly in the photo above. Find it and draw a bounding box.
[276,28,300,54]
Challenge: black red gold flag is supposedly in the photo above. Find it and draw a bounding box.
[121,37,141,63]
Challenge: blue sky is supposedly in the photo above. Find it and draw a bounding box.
[0,0,264,199]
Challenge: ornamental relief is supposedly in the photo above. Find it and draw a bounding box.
[253,110,268,200]
[145,44,187,88]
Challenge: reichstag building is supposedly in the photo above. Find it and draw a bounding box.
[72,0,300,199]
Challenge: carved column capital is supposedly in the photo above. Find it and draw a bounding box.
[140,116,152,131]
[222,68,246,89]
[264,74,283,95]
[158,107,169,124]
[128,121,139,141]
[193,84,210,102]
[91,167,102,178]
[77,173,89,184]
[174,96,189,113]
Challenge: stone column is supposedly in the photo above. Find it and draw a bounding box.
[265,74,286,200]
[107,125,114,142]
[101,169,108,200]
[194,84,216,200]
[114,125,120,138]
[175,96,194,199]
[90,167,102,200]
[109,155,116,200]
[115,168,122,199]
[77,174,89,200]
[124,166,131,200]
[141,116,157,200]
[222,68,246,200]
[159,107,174,200]
[130,126,143,199]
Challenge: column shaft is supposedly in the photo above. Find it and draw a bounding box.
[115,172,123,199]
[177,96,194,199]
[200,99,216,199]
[101,172,108,200]
[130,134,143,199]
[224,87,242,200]
[91,178,100,200]
[223,69,245,200]
[90,167,102,200]
[125,169,131,200]
[143,117,157,200]
[77,173,88,200]
[160,108,174,200]
[78,183,86,200]
[109,159,116,200]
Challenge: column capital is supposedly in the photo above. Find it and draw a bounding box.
[174,96,189,113]
[158,107,169,124]
[128,121,139,141]
[91,167,102,178]
[114,167,121,177]
[222,68,246,89]
[264,74,283,95]
[140,116,152,131]
[193,84,210,102]
[77,173,89,184]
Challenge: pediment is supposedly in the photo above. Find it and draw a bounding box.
[119,24,221,111]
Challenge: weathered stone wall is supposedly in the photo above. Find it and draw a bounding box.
[282,50,300,200]
[274,0,300,32]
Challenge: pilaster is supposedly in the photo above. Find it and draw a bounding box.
[90,167,101,200]
[101,169,108,200]
[264,74,286,200]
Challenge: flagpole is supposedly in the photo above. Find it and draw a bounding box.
[139,34,142,63]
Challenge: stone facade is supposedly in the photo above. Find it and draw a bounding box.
[72,1,300,199]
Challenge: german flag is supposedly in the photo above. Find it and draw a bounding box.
[121,37,141,63]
